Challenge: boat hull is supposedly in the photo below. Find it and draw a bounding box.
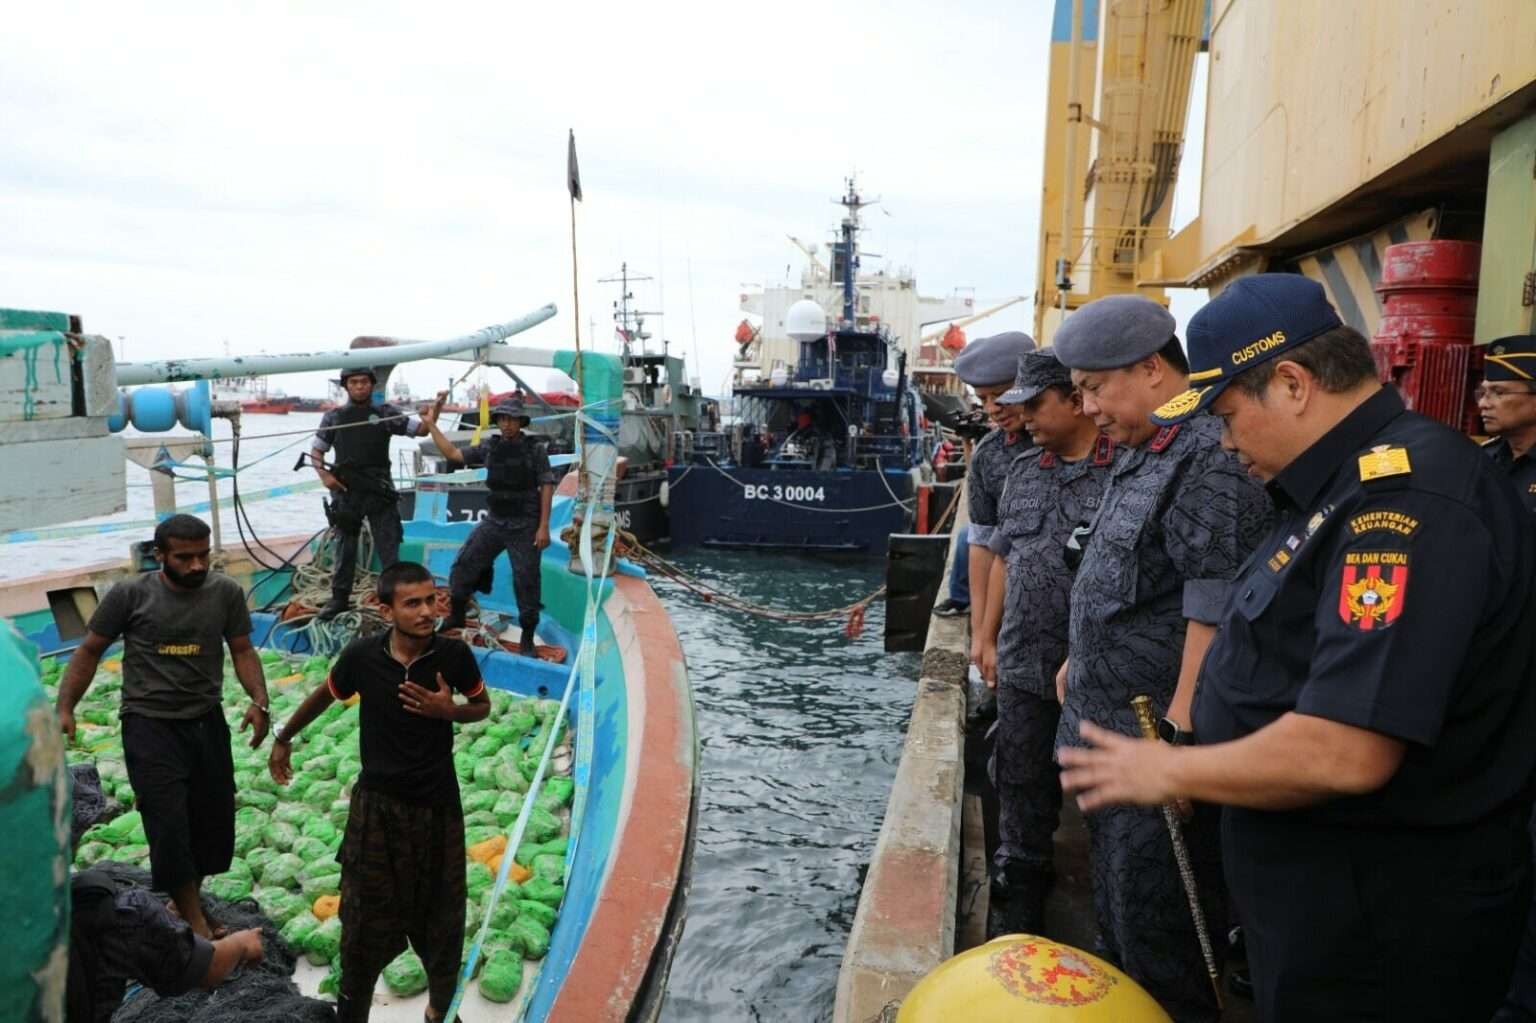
[399,471,669,546]
[665,464,914,556]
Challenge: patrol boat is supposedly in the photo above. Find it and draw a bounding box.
[404,265,719,544]
[0,305,697,1022]
[666,181,933,556]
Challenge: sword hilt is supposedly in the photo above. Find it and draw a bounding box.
[1131,694,1159,741]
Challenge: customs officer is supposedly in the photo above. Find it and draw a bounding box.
[1478,334,1536,512]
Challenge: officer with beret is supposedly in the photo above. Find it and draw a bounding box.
[1060,274,1536,1021]
[422,396,555,655]
[976,350,1114,937]
[1052,293,1272,1021]
[310,366,430,620]
[1478,334,1536,512]
[953,331,1036,665]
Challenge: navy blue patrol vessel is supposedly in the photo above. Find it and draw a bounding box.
[666,180,933,556]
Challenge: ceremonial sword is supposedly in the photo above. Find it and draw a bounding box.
[1130,694,1223,1009]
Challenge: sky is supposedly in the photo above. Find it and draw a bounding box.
[1,0,1206,403]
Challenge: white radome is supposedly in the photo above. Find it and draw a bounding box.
[785,299,829,343]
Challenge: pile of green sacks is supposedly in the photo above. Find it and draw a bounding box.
[41,648,574,1005]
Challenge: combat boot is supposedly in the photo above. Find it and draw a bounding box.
[986,861,1055,939]
[519,627,536,657]
[440,596,469,632]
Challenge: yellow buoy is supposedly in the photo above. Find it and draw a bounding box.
[897,935,1172,1022]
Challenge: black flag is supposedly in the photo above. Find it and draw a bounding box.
[567,129,583,202]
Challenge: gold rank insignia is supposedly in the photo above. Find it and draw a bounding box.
[1357,445,1412,482]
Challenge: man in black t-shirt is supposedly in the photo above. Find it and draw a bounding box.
[270,561,489,1023]
[56,513,270,940]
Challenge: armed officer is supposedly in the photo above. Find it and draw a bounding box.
[423,396,555,655]
[1061,275,1536,1022]
[977,350,1114,937]
[952,331,1035,667]
[1478,334,1536,512]
[1052,294,1272,1022]
[310,366,429,620]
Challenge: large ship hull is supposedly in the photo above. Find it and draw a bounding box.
[665,464,913,556]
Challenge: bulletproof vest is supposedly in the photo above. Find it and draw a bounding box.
[67,870,122,1023]
[485,435,539,517]
[329,401,393,472]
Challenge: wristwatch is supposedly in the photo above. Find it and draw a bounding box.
[1157,717,1194,746]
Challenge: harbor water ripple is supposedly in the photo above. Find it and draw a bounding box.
[656,552,917,1023]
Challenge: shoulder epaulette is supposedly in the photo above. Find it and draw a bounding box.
[1357,444,1412,483]
[1092,434,1115,465]
[1148,424,1181,453]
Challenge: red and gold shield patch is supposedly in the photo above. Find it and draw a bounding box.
[1338,551,1409,630]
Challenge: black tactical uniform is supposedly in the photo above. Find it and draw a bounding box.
[446,420,555,641]
[1062,414,1271,1021]
[1484,436,1536,511]
[986,430,1114,934]
[1192,387,1536,1021]
[313,382,421,613]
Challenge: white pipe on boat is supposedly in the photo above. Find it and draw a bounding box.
[113,304,558,385]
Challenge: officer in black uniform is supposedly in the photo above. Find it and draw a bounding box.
[310,366,428,619]
[977,350,1114,937]
[1061,274,1536,1022]
[1479,334,1536,512]
[423,396,555,654]
[1053,294,1272,1022]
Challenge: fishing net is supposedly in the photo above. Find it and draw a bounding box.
[89,863,334,1023]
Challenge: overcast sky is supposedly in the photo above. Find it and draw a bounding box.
[2,1,1205,402]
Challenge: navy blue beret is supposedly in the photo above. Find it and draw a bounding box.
[954,331,1036,386]
[1052,295,1176,371]
[1152,274,1343,424]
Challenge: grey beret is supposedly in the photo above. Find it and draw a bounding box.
[954,331,1036,386]
[998,350,1073,405]
[1052,295,1176,371]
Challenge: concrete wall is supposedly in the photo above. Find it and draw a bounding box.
[832,503,970,1022]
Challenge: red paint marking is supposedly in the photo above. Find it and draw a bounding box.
[1338,565,1357,625]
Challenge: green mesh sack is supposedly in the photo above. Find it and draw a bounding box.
[480,928,521,957]
[478,948,523,1002]
[492,760,529,794]
[532,853,564,884]
[509,916,551,960]
[493,792,524,827]
[334,759,361,788]
[258,889,310,927]
[460,936,485,979]
[74,841,113,866]
[279,911,321,952]
[116,844,151,864]
[304,780,342,809]
[486,898,519,931]
[273,803,310,827]
[469,734,502,758]
[462,810,500,830]
[262,821,298,852]
[517,899,557,930]
[464,825,502,848]
[483,880,522,908]
[261,852,305,889]
[233,826,263,857]
[471,760,499,787]
[523,807,561,844]
[329,799,351,830]
[521,876,563,908]
[234,806,270,830]
[382,949,429,996]
[321,715,355,739]
[291,836,330,865]
[101,811,145,844]
[536,835,569,857]
[246,846,279,876]
[303,754,339,780]
[484,720,523,744]
[301,816,338,845]
[466,861,494,903]
[319,961,343,997]
[285,777,315,803]
[304,914,343,966]
[540,776,575,808]
[204,873,252,902]
[463,790,498,815]
[300,871,341,900]
[250,770,283,794]
[232,770,256,792]
[237,789,278,812]
[454,752,476,782]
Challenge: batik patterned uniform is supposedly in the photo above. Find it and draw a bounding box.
[1061,414,1271,1022]
[967,427,1027,549]
[986,437,1114,874]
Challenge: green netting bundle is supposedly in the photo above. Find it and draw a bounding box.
[100,811,145,845]
[300,816,339,845]
[464,825,502,848]
[463,810,499,830]
[334,758,361,788]
[516,899,557,930]
[493,792,524,826]
[492,760,529,795]
[246,846,278,876]
[291,836,331,865]
[462,790,498,815]
[237,789,278,811]
[273,803,309,827]
[304,915,343,966]
[260,852,305,888]
[486,898,519,931]
[329,799,351,830]
[471,760,499,787]
[540,776,575,808]
[279,910,321,952]
[508,916,551,960]
[468,734,502,758]
[478,948,523,1002]
[256,888,310,927]
[466,861,494,903]
[300,870,341,900]
[303,754,340,780]
[304,780,342,809]
[319,962,343,996]
[521,876,563,908]
[74,841,113,866]
[532,853,564,885]
[115,844,150,864]
[263,821,298,852]
[383,949,429,996]
[204,873,252,902]
[523,807,562,844]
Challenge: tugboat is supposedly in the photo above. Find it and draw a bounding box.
[666,180,933,556]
